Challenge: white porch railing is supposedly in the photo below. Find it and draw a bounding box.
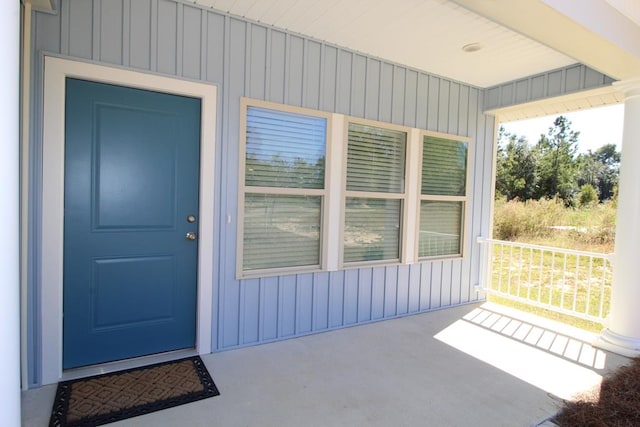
[478,238,614,323]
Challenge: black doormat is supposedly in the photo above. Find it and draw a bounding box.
[49,356,220,427]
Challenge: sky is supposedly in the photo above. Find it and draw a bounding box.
[500,104,625,154]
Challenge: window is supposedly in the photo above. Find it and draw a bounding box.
[238,98,471,277]
[343,122,407,264]
[418,135,469,258]
[238,101,328,276]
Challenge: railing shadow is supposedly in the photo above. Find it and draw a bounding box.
[462,305,611,371]
[434,302,631,406]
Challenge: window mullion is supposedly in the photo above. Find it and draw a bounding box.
[245,186,325,196]
[344,191,405,200]
[325,113,345,271]
[403,128,421,264]
[420,195,467,202]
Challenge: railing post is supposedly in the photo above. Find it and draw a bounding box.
[476,236,490,295]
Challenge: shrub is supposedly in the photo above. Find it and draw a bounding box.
[493,197,616,250]
[569,201,617,248]
[493,197,566,241]
[577,184,598,207]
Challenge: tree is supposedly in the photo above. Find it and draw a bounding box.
[496,127,538,200]
[592,144,620,200]
[496,116,620,204]
[576,153,605,197]
[576,143,620,201]
[535,116,579,202]
[593,143,621,167]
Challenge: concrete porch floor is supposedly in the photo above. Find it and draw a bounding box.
[22,302,630,427]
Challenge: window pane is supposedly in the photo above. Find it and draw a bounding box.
[419,201,463,257]
[344,198,401,263]
[243,194,321,271]
[347,123,406,193]
[422,136,467,196]
[246,107,326,189]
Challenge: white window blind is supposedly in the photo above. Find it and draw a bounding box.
[344,198,401,263]
[419,201,463,257]
[346,123,406,193]
[246,107,326,189]
[421,136,467,196]
[240,104,327,274]
[344,122,407,263]
[419,135,468,258]
[243,194,321,270]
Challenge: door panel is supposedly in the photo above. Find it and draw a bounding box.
[93,105,178,229]
[63,78,201,369]
[91,256,176,329]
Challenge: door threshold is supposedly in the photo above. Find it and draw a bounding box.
[61,348,198,382]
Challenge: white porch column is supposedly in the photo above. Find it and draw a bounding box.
[596,78,640,358]
[0,0,22,425]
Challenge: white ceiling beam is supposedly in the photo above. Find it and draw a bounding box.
[452,0,640,80]
[486,85,624,122]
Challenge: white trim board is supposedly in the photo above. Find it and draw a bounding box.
[40,56,217,385]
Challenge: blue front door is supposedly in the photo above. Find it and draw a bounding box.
[63,78,201,369]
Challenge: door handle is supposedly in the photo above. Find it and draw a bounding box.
[186,232,197,241]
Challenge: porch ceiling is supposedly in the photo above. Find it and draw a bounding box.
[192,0,640,89]
[193,0,576,88]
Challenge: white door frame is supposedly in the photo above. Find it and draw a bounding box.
[40,56,217,385]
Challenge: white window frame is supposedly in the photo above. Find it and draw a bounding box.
[416,130,472,261]
[236,98,333,279]
[340,118,412,267]
[236,100,473,277]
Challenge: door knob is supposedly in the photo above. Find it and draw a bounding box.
[186,232,197,241]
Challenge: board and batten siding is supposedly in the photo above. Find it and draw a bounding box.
[484,64,615,111]
[30,0,494,383]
